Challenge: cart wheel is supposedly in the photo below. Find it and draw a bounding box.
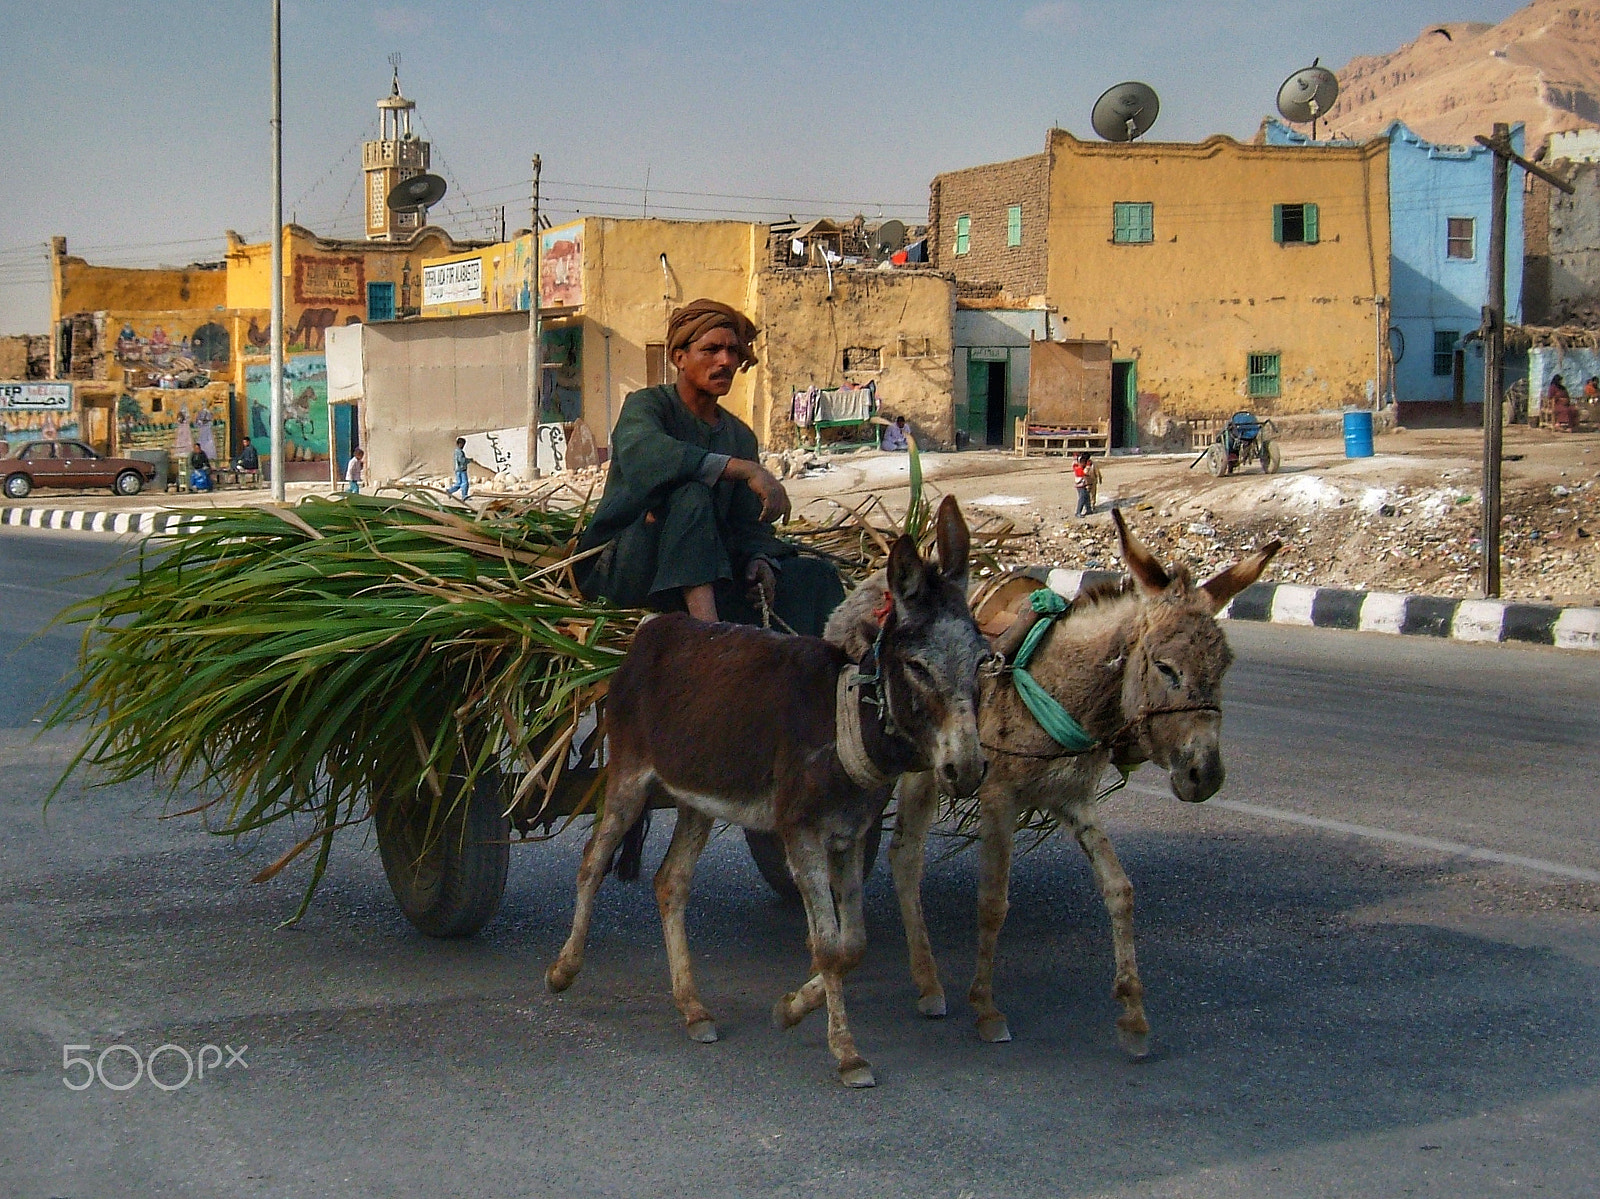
[1205,443,1228,477]
[745,821,884,901]
[376,766,510,938]
[1262,440,1282,474]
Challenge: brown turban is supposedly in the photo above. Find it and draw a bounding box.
[666,299,760,370]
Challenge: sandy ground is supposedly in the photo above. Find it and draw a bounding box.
[784,427,1600,606]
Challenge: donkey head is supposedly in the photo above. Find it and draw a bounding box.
[874,496,991,799]
[1110,509,1279,803]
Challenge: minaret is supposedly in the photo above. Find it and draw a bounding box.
[363,56,431,241]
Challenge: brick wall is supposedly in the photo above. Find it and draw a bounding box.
[927,151,1048,300]
[1523,173,1554,323]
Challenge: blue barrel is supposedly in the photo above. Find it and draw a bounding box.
[1343,410,1374,458]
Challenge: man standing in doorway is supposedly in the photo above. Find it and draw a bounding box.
[445,437,471,500]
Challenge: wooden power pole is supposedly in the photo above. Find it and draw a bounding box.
[527,155,542,479]
[1472,125,1572,598]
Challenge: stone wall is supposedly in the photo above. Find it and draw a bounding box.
[927,151,1048,301]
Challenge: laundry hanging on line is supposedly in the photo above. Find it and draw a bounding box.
[792,380,877,426]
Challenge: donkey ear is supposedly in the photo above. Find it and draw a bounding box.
[886,533,929,610]
[1199,540,1281,614]
[934,495,971,587]
[1112,508,1171,595]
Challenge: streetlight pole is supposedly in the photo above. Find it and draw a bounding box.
[269,0,285,503]
[1472,125,1572,598]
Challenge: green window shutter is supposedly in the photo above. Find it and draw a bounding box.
[1304,203,1319,244]
[1273,204,1285,244]
[1112,202,1152,244]
[1136,203,1153,242]
[955,215,971,256]
[1007,205,1022,247]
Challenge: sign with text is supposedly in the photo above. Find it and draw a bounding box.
[0,382,72,410]
[293,255,365,306]
[463,423,568,478]
[422,257,484,307]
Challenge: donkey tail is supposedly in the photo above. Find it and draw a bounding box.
[610,809,651,882]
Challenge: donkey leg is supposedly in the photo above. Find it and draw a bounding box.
[771,831,833,1030]
[654,806,719,1043]
[546,768,650,993]
[968,797,1018,1043]
[1063,809,1150,1058]
[889,771,947,1017]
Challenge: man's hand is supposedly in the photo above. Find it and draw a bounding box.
[745,558,778,612]
[723,459,791,523]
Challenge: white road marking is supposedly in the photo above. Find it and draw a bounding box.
[1123,781,1600,883]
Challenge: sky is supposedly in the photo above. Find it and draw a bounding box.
[0,0,1528,333]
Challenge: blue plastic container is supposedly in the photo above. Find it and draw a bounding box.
[1343,410,1374,458]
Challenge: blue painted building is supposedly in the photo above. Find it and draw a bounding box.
[1264,119,1523,411]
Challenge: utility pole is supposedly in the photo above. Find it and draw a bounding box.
[526,155,542,479]
[1472,125,1572,598]
[269,0,285,504]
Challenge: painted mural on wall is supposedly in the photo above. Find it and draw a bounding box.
[112,316,232,379]
[0,382,79,454]
[291,256,367,350]
[541,326,583,421]
[540,225,583,308]
[246,355,329,461]
[117,386,230,461]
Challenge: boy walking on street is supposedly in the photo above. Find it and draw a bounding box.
[1072,452,1097,517]
[345,448,365,495]
[445,437,471,500]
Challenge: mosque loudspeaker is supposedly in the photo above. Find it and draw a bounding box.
[873,220,907,253]
[387,173,448,213]
[1276,61,1339,130]
[1091,82,1160,142]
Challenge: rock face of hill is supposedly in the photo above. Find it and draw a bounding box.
[1317,1,1600,150]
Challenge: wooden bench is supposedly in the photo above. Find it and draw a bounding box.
[1015,419,1110,457]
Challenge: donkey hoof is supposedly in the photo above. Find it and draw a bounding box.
[686,1019,720,1044]
[916,992,948,1019]
[838,1060,877,1089]
[976,1015,1012,1043]
[1116,1026,1152,1060]
[772,995,803,1030]
[545,962,575,994]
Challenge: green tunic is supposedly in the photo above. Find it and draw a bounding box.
[577,384,843,634]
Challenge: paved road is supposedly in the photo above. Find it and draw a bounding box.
[2,527,1596,1198]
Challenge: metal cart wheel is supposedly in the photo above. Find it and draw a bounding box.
[1262,439,1282,474]
[375,765,510,938]
[1205,442,1229,477]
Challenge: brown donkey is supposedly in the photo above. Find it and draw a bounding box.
[886,510,1278,1055]
[546,496,990,1087]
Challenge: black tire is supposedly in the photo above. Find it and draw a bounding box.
[745,820,884,901]
[375,766,510,938]
[4,472,31,499]
[114,469,144,496]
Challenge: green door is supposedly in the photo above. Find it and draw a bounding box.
[966,357,990,444]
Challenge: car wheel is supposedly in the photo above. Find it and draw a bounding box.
[4,473,30,499]
[114,470,145,496]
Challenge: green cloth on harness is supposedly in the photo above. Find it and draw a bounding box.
[1010,589,1099,753]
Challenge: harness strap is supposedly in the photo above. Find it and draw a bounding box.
[835,666,895,790]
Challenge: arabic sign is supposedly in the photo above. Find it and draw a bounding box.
[293,255,366,305]
[423,257,484,306]
[0,382,72,410]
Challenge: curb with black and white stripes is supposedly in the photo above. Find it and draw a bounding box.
[1,506,204,536]
[1047,568,1600,653]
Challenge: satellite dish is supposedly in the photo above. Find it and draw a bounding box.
[1091,82,1160,142]
[387,173,447,213]
[1277,62,1340,129]
[874,220,907,252]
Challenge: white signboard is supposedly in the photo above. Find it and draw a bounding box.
[422,257,483,306]
[0,382,72,410]
[463,423,568,478]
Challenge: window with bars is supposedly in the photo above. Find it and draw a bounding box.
[1432,330,1458,376]
[1006,205,1023,247]
[1446,217,1475,260]
[1273,203,1319,245]
[1247,353,1281,398]
[1112,202,1154,244]
[955,215,971,256]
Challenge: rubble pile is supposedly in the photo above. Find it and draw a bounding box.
[990,473,1600,605]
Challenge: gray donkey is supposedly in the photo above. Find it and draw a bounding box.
[879,509,1278,1055]
[547,496,990,1088]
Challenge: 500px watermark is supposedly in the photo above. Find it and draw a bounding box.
[62,1043,247,1092]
